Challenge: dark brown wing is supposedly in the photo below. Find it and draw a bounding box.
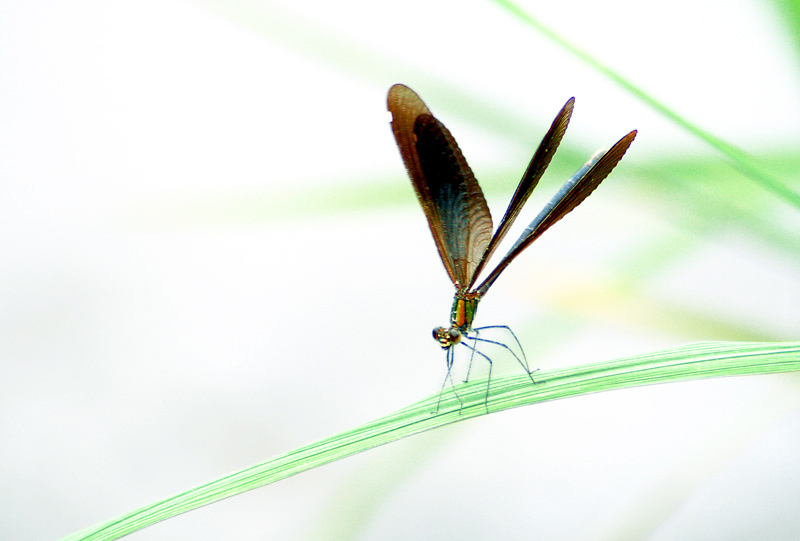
[467,98,575,289]
[475,130,638,296]
[388,84,492,289]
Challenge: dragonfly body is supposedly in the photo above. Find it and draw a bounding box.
[434,292,480,349]
[387,84,636,411]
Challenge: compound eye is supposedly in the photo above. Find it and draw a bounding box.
[432,326,459,348]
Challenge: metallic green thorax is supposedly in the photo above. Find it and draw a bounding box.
[451,292,480,332]
[433,292,482,349]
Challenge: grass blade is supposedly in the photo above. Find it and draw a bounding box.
[61,341,800,540]
[489,0,800,208]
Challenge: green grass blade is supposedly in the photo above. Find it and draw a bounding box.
[61,341,800,541]
[489,0,800,208]
[769,0,800,59]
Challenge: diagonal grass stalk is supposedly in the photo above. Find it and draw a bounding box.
[490,0,800,208]
[61,341,800,541]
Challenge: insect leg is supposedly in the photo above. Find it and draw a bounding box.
[472,325,538,383]
[459,339,493,414]
[434,346,463,414]
[463,328,481,383]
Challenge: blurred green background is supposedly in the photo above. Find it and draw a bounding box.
[2,0,800,539]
